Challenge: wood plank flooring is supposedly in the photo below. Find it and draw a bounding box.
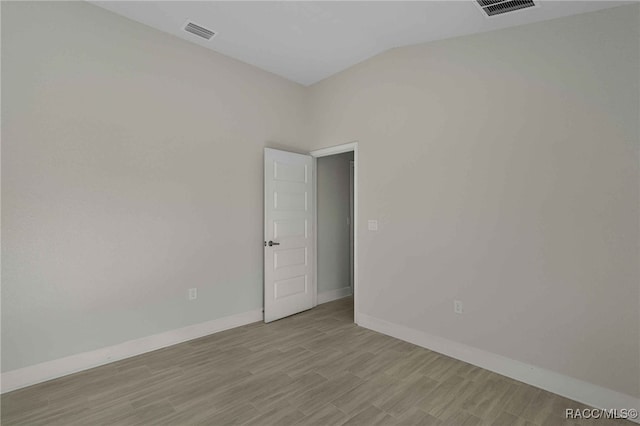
[1,297,629,425]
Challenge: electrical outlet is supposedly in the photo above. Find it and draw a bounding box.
[368,220,378,231]
[454,300,463,314]
[188,288,197,300]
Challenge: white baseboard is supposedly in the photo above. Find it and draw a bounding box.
[1,308,263,394]
[318,286,353,305]
[357,313,640,423]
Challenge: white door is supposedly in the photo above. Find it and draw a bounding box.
[264,148,315,323]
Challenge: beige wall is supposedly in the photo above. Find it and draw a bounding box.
[1,1,306,371]
[307,5,640,398]
[2,0,639,400]
[317,152,353,294]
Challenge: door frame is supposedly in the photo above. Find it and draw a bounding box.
[310,142,359,324]
[349,160,354,291]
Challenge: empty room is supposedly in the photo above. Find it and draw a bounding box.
[1,1,639,425]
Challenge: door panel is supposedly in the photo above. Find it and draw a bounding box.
[264,148,314,322]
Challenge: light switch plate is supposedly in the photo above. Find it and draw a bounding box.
[368,220,378,231]
[188,288,197,300]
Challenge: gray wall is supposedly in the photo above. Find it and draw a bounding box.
[1,1,306,372]
[317,152,353,294]
[307,5,640,398]
[3,0,639,401]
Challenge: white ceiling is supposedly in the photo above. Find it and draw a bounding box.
[91,1,628,86]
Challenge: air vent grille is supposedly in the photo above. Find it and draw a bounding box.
[477,0,536,16]
[184,22,216,40]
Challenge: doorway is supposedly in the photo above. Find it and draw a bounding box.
[264,142,358,323]
[315,152,354,314]
[311,142,358,324]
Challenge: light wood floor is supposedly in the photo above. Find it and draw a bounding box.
[1,297,628,425]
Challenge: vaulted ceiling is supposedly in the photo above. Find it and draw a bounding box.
[92,1,628,85]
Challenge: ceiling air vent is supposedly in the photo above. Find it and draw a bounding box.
[183,22,216,40]
[477,0,536,16]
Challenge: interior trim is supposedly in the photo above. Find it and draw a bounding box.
[358,312,640,423]
[1,308,263,394]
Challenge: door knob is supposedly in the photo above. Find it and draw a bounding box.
[267,241,280,247]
